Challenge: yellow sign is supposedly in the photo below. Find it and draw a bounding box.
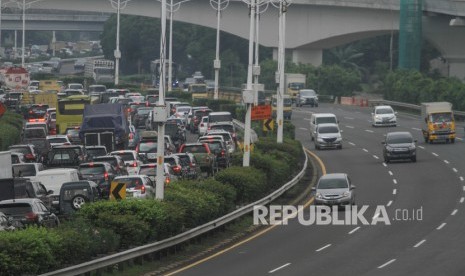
[263,119,275,132]
[110,182,126,200]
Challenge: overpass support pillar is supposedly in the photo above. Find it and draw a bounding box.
[445,56,465,80]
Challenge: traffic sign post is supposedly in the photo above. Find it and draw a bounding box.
[251,104,272,121]
[263,118,274,132]
[110,182,126,200]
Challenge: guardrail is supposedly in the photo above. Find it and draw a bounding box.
[368,99,465,119]
[41,149,308,276]
[41,121,302,275]
[233,119,259,143]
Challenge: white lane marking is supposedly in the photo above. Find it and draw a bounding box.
[269,263,291,273]
[315,244,332,252]
[299,127,308,131]
[373,155,379,159]
[365,129,374,133]
[432,152,439,157]
[444,160,450,164]
[451,209,458,216]
[412,127,421,131]
[382,162,387,167]
[363,148,369,152]
[345,125,355,129]
[344,116,354,120]
[453,168,458,173]
[418,146,425,149]
[388,171,393,176]
[457,137,463,141]
[437,223,446,230]
[387,200,393,207]
[348,226,360,235]
[303,118,311,121]
[413,239,426,248]
[460,176,464,182]
[348,142,355,146]
[460,197,465,203]
[378,259,396,269]
[393,189,397,195]
[393,179,397,184]
[463,186,465,191]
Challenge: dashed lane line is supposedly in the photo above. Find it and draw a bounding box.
[269,263,291,274]
[378,259,396,269]
[315,244,332,252]
[413,239,426,248]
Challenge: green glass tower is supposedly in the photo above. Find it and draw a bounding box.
[398,0,423,70]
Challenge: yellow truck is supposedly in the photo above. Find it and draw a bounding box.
[421,102,456,143]
[34,92,58,108]
[190,83,208,100]
[39,80,62,93]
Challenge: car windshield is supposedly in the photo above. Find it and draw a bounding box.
[431,112,453,123]
[87,148,107,157]
[177,107,190,113]
[13,165,36,177]
[94,157,117,167]
[318,126,339,134]
[376,108,393,114]
[205,142,221,151]
[79,166,105,175]
[164,158,177,166]
[138,167,157,176]
[115,178,144,188]
[181,145,207,153]
[387,134,413,144]
[300,90,316,97]
[318,178,349,189]
[139,142,158,152]
[0,203,32,215]
[24,129,45,139]
[9,147,29,154]
[66,129,80,136]
[48,137,68,143]
[113,152,135,161]
[137,108,152,115]
[210,125,234,132]
[316,117,337,124]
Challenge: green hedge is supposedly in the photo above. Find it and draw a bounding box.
[0,112,23,150]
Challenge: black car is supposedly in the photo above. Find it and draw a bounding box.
[382,131,417,163]
[132,107,152,128]
[0,198,59,228]
[59,181,101,216]
[85,146,108,160]
[93,155,128,176]
[44,147,81,168]
[78,162,117,198]
[65,127,81,144]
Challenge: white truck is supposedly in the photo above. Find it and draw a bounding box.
[421,102,456,143]
[0,151,12,179]
[284,73,306,97]
[85,59,115,84]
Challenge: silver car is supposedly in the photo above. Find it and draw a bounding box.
[314,123,343,150]
[313,173,355,206]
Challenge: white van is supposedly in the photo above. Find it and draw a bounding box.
[32,168,80,206]
[310,113,339,140]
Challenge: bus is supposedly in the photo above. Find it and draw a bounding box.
[150,59,178,88]
[190,83,208,100]
[56,95,91,134]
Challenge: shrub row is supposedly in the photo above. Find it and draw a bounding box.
[0,131,304,275]
[0,112,23,150]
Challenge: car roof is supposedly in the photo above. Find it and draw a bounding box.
[312,113,337,118]
[317,123,339,128]
[110,150,136,154]
[61,180,97,188]
[319,173,348,180]
[114,175,147,179]
[209,111,231,115]
[386,131,412,137]
[36,168,78,175]
[85,145,107,149]
[46,135,68,139]
[375,105,393,109]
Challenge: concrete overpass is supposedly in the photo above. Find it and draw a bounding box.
[21,0,465,79]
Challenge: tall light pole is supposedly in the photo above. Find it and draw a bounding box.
[271,0,290,143]
[109,0,131,86]
[210,0,229,100]
[156,0,167,200]
[241,0,256,167]
[253,0,269,104]
[13,0,41,67]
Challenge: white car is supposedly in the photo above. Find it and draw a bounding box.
[372,105,397,127]
[46,135,71,147]
[198,116,209,136]
[113,175,154,199]
[205,130,236,153]
[109,150,144,175]
[138,163,177,185]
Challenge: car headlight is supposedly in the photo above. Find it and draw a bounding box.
[317,137,324,142]
[375,115,381,120]
[343,191,350,197]
[336,137,342,142]
[386,146,394,152]
[316,193,322,199]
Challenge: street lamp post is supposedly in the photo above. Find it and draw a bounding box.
[109,0,131,86]
[253,0,269,104]
[13,0,41,67]
[271,0,290,143]
[210,0,229,100]
[241,0,256,167]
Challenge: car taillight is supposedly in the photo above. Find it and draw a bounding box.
[141,185,146,194]
[25,212,38,221]
[132,161,138,167]
[173,165,181,173]
[165,176,171,185]
[200,123,204,127]
[104,172,109,181]
[221,150,225,157]
[25,153,34,160]
[189,162,195,168]
[135,145,139,153]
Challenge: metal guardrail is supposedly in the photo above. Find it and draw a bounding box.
[368,99,465,118]
[41,149,308,276]
[233,119,259,143]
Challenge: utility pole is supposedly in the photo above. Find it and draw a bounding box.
[109,0,131,86]
[210,0,229,100]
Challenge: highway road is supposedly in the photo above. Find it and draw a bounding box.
[170,103,465,276]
